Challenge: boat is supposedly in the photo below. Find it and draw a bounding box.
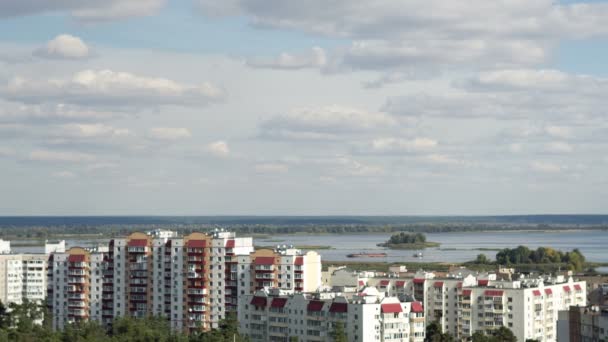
[413,252,423,258]
[347,252,387,258]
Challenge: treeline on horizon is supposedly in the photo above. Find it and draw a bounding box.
[0,221,608,239]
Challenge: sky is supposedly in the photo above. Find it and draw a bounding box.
[1,0,608,216]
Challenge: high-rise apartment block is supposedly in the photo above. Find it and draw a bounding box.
[48,230,322,333]
[0,253,47,306]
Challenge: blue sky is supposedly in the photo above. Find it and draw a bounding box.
[1,0,608,215]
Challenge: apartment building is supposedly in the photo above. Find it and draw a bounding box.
[337,269,586,342]
[557,305,608,342]
[0,253,47,306]
[49,230,324,333]
[236,246,322,295]
[238,287,425,342]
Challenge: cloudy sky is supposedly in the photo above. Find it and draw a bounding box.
[1,0,607,215]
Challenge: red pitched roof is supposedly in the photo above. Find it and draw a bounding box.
[563,286,571,292]
[484,290,504,296]
[462,289,472,296]
[187,240,206,248]
[128,239,148,247]
[413,278,425,284]
[68,255,85,262]
[545,288,553,295]
[358,280,365,287]
[250,296,267,307]
[271,298,288,308]
[411,302,424,313]
[574,284,582,291]
[379,280,390,286]
[434,281,444,288]
[381,303,402,313]
[307,300,324,312]
[225,240,235,248]
[254,256,276,265]
[329,302,348,313]
[396,280,406,287]
[478,279,489,286]
[457,282,463,288]
[294,256,304,266]
[533,290,542,297]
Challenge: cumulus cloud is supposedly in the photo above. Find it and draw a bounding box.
[0,146,15,157]
[530,161,563,173]
[259,105,396,140]
[2,69,223,108]
[247,47,327,70]
[255,163,289,173]
[148,127,192,141]
[53,123,131,139]
[28,149,96,163]
[0,102,119,123]
[386,69,608,121]
[205,141,230,157]
[370,137,438,154]
[33,34,91,60]
[0,0,166,22]
[197,0,608,75]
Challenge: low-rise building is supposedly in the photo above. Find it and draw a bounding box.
[238,287,425,342]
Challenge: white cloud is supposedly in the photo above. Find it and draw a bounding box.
[54,123,131,139]
[3,69,223,108]
[205,141,230,157]
[0,102,119,123]
[28,149,96,163]
[260,105,396,140]
[334,156,383,176]
[545,125,572,139]
[423,154,466,166]
[255,163,289,173]
[247,47,327,70]
[544,141,573,154]
[0,146,15,157]
[33,34,91,60]
[371,137,437,153]
[52,170,76,179]
[0,0,166,22]
[148,127,192,141]
[530,161,563,173]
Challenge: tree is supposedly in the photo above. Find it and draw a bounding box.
[491,326,517,342]
[425,321,454,342]
[330,321,347,342]
[475,254,490,265]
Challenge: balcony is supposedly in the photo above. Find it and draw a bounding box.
[68,293,86,300]
[68,277,86,284]
[187,288,207,295]
[188,272,202,279]
[189,305,206,312]
[68,270,87,276]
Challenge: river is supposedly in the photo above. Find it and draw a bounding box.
[11,230,608,264]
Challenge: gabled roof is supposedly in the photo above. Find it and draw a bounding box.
[411,302,424,313]
[413,278,425,284]
[381,303,402,313]
[533,290,542,297]
[225,240,235,248]
[68,255,85,262]
[254,256,276,265]
[271,298,287,308]
[478,279,489,286]
[329,302,348,313]
[462,289,472,296]
[128,239,148,247]
[294,256,304,266]
[544,288,553,295]
[574,284,582,291]
[379,280,390,286]
[307,300,324,312]
[396,280,406,287]
[250,296,267,307]
[187,240,206,248]
[433,281,444,287]
[563,285,571,292]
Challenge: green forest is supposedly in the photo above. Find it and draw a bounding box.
[377,232,440,249]
[471,246,587,271]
